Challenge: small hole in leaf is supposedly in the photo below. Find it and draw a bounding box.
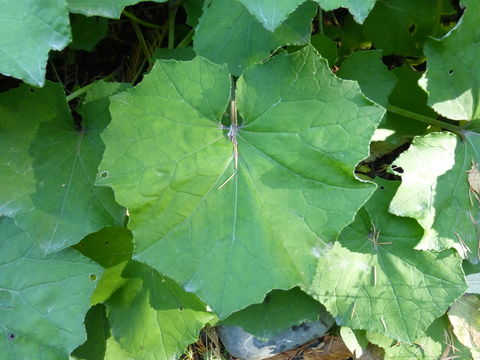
[380,186,385,190]
[449,69,454,75]
[408,24,416,35]
[100,171,108,178]
[7,333,16,341]
[89,274,97,281]
[179,306,183,311]
[392,165,404,173]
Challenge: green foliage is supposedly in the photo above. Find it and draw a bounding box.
[1,1,480,359]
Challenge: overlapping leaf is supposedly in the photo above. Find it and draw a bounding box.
[420,0,480,121]
[105,263,214,360]
[367,316,472,359]
[308,179,466,343]
[221,288,327,339]
[337,50,396,107]
[66,0,167,19]
[237,0,375,31]
[194,0,316,76]
[389,130,480,262]
[0,216,103,359]
[0,0,71,86]
[363,0,443,56]
[448,295,480,359]
[98,47,384,318]
[0,82,125,253]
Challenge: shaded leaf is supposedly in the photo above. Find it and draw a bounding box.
[69,15,109,52]
[0,216,103,359]
[310,33,338,66]
[0,0,70,86]
[194,0,316,76]
[309,179,466,342]
[337,49,396,107]
[71,304,110,360]
[74,227,133,268]
[97,48,384,318]
[106,267,214,360]
[221,288,325,339]
[363,0,443,57]
[0,82,125,253]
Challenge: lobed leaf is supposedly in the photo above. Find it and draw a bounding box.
[194,0,316,76]
[0,82,125,253]
[98,47,384,318]
[309,179,466,343]
[0,0,71,86]
[0,216,103,359]
[105,263,214,360]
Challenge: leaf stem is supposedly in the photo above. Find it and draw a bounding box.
[176,28,194,48]
[317,5,323,34]
[129,19,152,67]
[122,10,162,30]
[168,3,178,49]
[387,104,463,135]
[66,73,115,102]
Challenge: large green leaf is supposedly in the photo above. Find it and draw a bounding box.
[0,216,103,359]
[106,264,214,360]
[363,0,442,57]
[389,131,480,262]
[66,0,167,18]
[194,0,316,76]
[0,0,71,86]
[220,288,325,339]
[308,179,466,343]
[98,48,384,318]
[237,0,375,31]
[420,0,480,121]
[0,82,125,253]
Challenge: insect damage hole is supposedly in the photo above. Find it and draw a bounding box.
[100,171,108,178]
[7,333,16,341]
[89,274,97,281]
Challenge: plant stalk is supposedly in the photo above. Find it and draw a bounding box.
[122,10,162,30]
[176,28,194,48]
[168,3,178,49]
[66,73,115,102]
[387,104,463,136]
